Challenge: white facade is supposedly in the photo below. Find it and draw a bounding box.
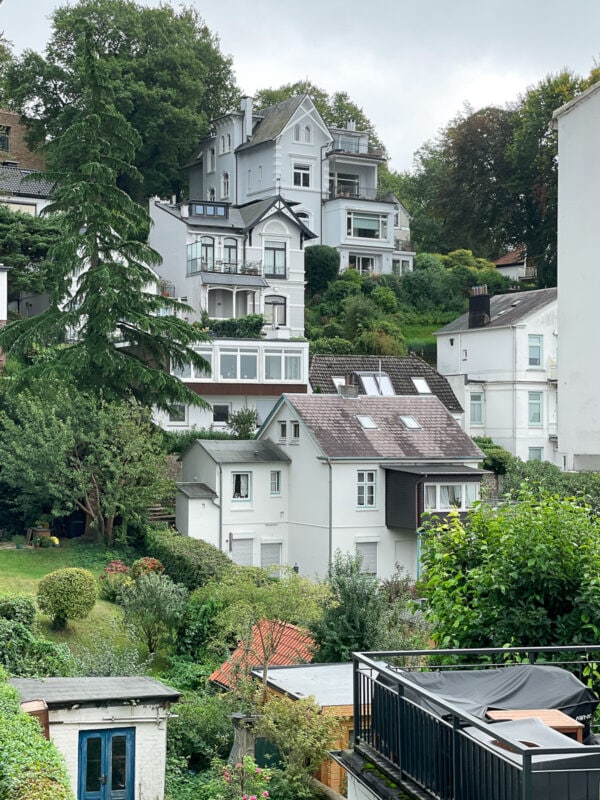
[436,292,558,463]
[554,84,600,470]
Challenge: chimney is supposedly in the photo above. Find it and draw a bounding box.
[241,96,253,142]
[347,120,356,131]
[468,285,491,329]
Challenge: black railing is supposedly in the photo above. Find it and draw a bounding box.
[353,645,600,800]
[328,187,381,201]
[187,260,262,276]
[394,238,414,252]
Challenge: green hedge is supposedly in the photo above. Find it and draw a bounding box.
[0,620,76,678]
[0,677,74,800]
[0,595,36,630]
[144,525,233,590]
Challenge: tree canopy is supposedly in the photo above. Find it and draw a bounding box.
[4,0,239,200]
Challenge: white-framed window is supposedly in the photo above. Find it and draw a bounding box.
[424,483,480,511]
[264,349,302,381]
[357,470,376,508]
[293,123,301,142]
[207,186,216,201]
[231,536,254,566]
[219,348,258,380]
[304,125,312,143]
[212,404,229,423]
[264,240,286,277]
[412,377,431,394]
[168,404,187,424]
[528,447,543,462]
[221,171,230,199]
[347,211,388,240]
[528,391,543,427]
[270,470,281,495]
[291,421,300,443]
[220,133,231,154]
[223,237,238,267]
[264,295,286,326]
[356,541,378,576]
[232,472,251,500]
[400,415,421,430]
[193,349,212,378]
[278,421,287,442]
[172,361,192,379]
[293,163,311,188]
[357,415,378,430]
[207,146,216,173]
[528,334,543,367]
[402,259,410,274]
[261,541,282,570]
[348,254,374,274]
[470,392,484,426]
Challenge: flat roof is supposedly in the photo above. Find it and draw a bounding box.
[252,663,354,707]
[9,677,181,708]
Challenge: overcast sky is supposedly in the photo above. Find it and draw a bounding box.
[2,0,600,171]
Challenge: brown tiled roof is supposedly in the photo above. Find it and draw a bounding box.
[209,620,315,690]
[493,247,526,267]
[283,394,482,461]
[309,354,462,413]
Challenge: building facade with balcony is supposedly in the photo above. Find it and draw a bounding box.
[436,286,559,464]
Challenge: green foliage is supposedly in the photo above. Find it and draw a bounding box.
[207,314,265,339]
[308,336,355,355]
[120,572,187,654]
[200,756,272,800]
[71,622,150,676]
[472,436,515,475]
[5,0,238,200]
[144,525,233,590]
[503,459,600,511]
[131,556,164,578]
[0,674,74,800]
[37,567,97,630]
[0,619,76,678]
[305,245,340,298]
[311,551,387,662]
[256,694,340,797]
[420,490,600,649]
[227,407,258,439]
[0,595,36,630]
[0,33,211,410]
[167,691,233,773]
[176,591,226,662]
[161,427,236,455]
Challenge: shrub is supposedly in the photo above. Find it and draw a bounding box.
[37,568,97,630]
[472,436,515,474]
[227,408,258,439]
[144,525,232,590]
[120,572,188,654]
[131,556,164,578]
[176,591,225,662]
[0,618,76,678]
[167,690,233,772]
[0,595,36,630]
[97,572,133,603]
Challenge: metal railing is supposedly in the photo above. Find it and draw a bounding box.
[187,260,263,276]
[327,186,381,201]
[394,238,414,252]
[353,645,600,800]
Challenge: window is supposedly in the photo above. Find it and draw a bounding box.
[168,404,186,423]
[357,470,376,507]
[265,349,303,381]
[200,236,214,269]
[399,415,421,430]
[291,421,300,443]
[411,377,431,394]
[270,470,281,495]
[470,392,484,425]
[207,146,216,172]
[220,135,225,153]
[261,542,282,570]
[172,361,191,379]
[223,237,238,266]
[264,295,286,326]
[232,472,251,500]
[212,404,229,423]
[304,125,312,143]
[264,241,287,277]
[357,415,378,430]
[401,259,410,274]
[347,211,388,239]
[219,348,258,380]
[392,259,401,276]
[278,421,287,441]
[0,126,9,152]
[348,254,374,274]
[528,334,543,367]
[528,447,543,462]
[528,391,543,426]
[293,163,311,188]
[356,541,378,575]
[231,537,254,565]
[358,372,395,396]
[293,123,301,142]
[226,133,231,151]
[332,173,359,197]
[424,483,480,511]
[221,171,230,199]
[207,186,216,201]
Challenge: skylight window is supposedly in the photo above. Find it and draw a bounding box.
[399,415,421,430]
[357,372,395,396]
[357,415,378,430]
[411,377,431,394]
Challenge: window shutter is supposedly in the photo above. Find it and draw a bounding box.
[261,542,282,569]
[231,537,253,566]
[356,542,377,575]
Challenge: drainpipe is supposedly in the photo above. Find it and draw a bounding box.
[327,458,333,564]
[512,325,517,456]
[218,463,223,552]
[415,475,426,580]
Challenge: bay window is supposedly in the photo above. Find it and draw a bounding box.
[347,211,388,239]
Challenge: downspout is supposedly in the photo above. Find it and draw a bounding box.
[512,325,517,456]
[218,463,223,552]
[415,475,426,581]
[327,458,333,564]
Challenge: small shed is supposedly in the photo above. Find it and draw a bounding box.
[9,676,180,800]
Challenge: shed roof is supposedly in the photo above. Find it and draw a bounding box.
[0,165,53,198]
[436,287,557,335]
[9,677,180,708]
[176,482,217,499]
[196,438,291,464]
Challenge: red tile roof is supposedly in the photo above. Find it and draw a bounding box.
[493,247,526,267]
[209,620,315,690]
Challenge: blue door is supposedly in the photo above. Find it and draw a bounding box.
[78,729,135,800]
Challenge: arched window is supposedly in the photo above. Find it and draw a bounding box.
[207,146,216,172]
[304,125,312,143]
[296,210,310,225]
[226,133,231,151]
[264,295,286,326]
[221,171,230,199]
[207,186,216,201]
[200,236,215,269]
[293,123,301,142]
[223,237,238,268]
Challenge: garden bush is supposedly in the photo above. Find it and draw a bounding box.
[37,568,97,630]
[120,572,188,654]
[0,619,76,677]
[144,525,232,590]
[0,595,36,630]
[131,556,164,578]
[98,560,132,602]
[167,690,233,772]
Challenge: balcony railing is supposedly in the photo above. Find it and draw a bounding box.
[394,238,414,252]
[328,140,385,158]
[188,260,263,276]
[353,645,600,800]
[327,187,385,202]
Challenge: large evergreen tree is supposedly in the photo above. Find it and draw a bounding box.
[0,31,208,410]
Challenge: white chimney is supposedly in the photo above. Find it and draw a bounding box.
[241,96,253,141]
[180,204,189,218]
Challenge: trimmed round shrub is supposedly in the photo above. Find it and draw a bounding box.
[37,568,97,630]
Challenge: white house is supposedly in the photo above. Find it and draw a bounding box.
[553,82,600,471]
[176,393,483,580]
[10,676,180,800]
[436,286,558,464]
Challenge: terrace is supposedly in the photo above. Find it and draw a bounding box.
[345,645,600,800]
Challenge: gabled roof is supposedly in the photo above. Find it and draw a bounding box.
[210,620,315,690]
[435,288,557,336]
[195,438,291,465]
[236,95,307,152]
[309,354,462,414]
[0,165,53,198]
[552,80,600,124]
[9,677,180,708]
[237,195,317,239]
[493,247,526,267]
[264,395,482,461]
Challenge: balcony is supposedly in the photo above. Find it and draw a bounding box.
[196,260,262,276]
[327,137,385,159]
[394,238,415,252]
[328,186,383,202]
[351,645,600,800]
